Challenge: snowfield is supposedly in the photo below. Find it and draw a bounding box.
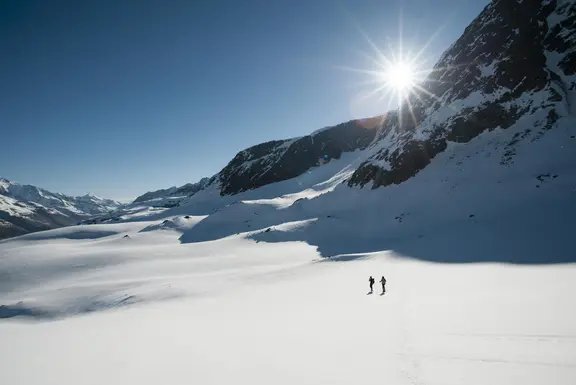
[1,110,575,384]
[1,237,575,385]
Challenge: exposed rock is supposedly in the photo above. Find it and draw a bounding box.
[349,0,575,189]
[218,119,379,195]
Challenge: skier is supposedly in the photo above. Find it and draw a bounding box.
[380,276,386,295]
[369,276,375,293]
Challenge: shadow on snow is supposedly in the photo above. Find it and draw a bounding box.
[244,211,576,265]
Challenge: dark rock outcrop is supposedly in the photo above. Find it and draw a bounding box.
[219,118,379,195]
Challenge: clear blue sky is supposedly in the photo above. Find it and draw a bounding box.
[1,0,488,201]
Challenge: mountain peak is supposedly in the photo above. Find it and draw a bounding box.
[0,179,123,239]
[347,0,575,188]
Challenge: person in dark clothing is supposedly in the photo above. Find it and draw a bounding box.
[380,276,386,295]
[369,276,375,293]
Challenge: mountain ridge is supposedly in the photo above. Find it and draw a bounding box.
[135,0,574,199]
[0,177,122,240]
[5,0,575,240]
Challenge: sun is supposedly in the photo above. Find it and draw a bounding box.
[336,24,440,119]
[382,62,415,92]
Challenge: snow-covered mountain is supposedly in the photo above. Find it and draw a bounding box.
[133,177,212,203]
[0,178,121,239]
[131,0,574,202]
[206,0,574,195]
[128,116,380,205]
[349,0,576,188]
[110,117,381,223]
[77,0,575,227]
[77,177,215,226]
[218,117,380,195]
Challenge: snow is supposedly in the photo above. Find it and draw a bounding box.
[311,125,334,136]
[1,105,575,384]
[0,195,35,217]
[477,59,498,78]
[546,0,574,28]
[0,178,121,218]
[544,48,576,116]
[1,242,575,385]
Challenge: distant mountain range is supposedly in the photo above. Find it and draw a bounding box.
[0,178,121,239]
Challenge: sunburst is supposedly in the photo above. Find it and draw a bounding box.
[337,18,451,131]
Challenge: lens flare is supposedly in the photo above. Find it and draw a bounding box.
[335,16,452,130]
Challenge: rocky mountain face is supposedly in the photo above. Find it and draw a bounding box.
[218,117,381,195]
[0,178,121,240]
[128,116,380,209]
[348,0,575,187]
[198,0,574,197]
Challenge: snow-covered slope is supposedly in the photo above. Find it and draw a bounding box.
[71,0,575,238]
[77,177,216,225]
[217,117,380,195]
[127,0,576,254]
[134,1,575,202]
[349,0,576,188]
[0,178,121,239]
[105,116,382,223]
[1,191,575,385]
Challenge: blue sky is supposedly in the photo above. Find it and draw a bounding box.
[1,0,488,201]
